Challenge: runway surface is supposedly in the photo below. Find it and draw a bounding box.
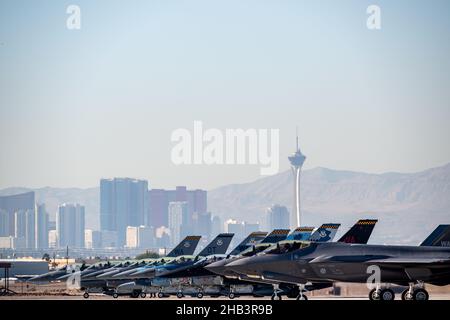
[2,293,450,300]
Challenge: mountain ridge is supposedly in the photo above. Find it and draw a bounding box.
[1,163,449,245]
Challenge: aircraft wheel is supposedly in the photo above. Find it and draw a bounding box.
[197,292,204,299]
[380,289,395,301]
[413,289,429,301]
[401,289,413,301]
[112,293,119,299]
[271,293,282,301]
[228,292,236,300]
[158,292,164,299]
[369,288,381,301]
[83,292,89,299]
[140,292,147,298]
[176,292,184,299]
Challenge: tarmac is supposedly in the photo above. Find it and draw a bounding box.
[2,293,450,300]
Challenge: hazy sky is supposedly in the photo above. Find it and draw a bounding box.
[1,0,449,190]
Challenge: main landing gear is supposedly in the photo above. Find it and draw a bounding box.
[270,284,283,300]
[296,285,308,301]
[369,282,430,301]
[369,287,395,301]
[401,283,429,301]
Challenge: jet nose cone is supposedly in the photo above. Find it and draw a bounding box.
[226,257,261,277]
[96,270,116,279]
[113,269,136,278]
[130,268,155,278]
[205,260,228,276]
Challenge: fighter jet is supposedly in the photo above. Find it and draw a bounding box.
[148,226,339,299]
[225,224,450,300]
[79,235,201,298]
[111,233,234,298]
[28,263,88,284]
[206,219,377,299]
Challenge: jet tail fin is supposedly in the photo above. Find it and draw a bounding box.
[260,229,290,244]
[197,233,234,257]
[166,235,201,257]
[287,227,314,241]
[420,225,450,247]
[337,219,377,244]
[309,223,341,242]
[229,231,267,256]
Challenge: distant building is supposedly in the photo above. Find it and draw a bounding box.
[194,211,212,240]
[155,226,171,249]
[126,225,154,249]
[126,226,139,248]
[56,203,85,248]
[14,209,35,249]
[266,204,290,231]
[168,201,187,245]
[243,222,260,235]
[85,229,102,249]
[224,219,245,248]
[137,225,154,249]
[0,192,35,237]
[225,219,260,248]
[0,236,15,249]
[148,187,207,234]
[100,230,118,248]
[48,230,57,248]
[211,216,222,236]
[35,204,48,249]
[100,178,149,247]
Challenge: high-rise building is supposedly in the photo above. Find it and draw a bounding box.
[224,219,246,248]
[126,226,139,248]
[0,191,35,237]
[244,222,260,235]
[100,230,118,248]
[35,203,48,249]
[168,201,187,245]
[126,225,154,249]
[194,211,212,240]
[211,216,222,237]
[0,209,9,236]
[85,229,102,249]
[14,209,35,248]
[100,178,149,247]
[137,225,154,249]
[266,204,290,231]
[48,230,57,248]
[148,187,207,232]
[155,226,171,249]
[288,132,306,229]
[57,203,85,248]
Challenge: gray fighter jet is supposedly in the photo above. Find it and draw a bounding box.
[225,224,450,300]
[79,235,201,298]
